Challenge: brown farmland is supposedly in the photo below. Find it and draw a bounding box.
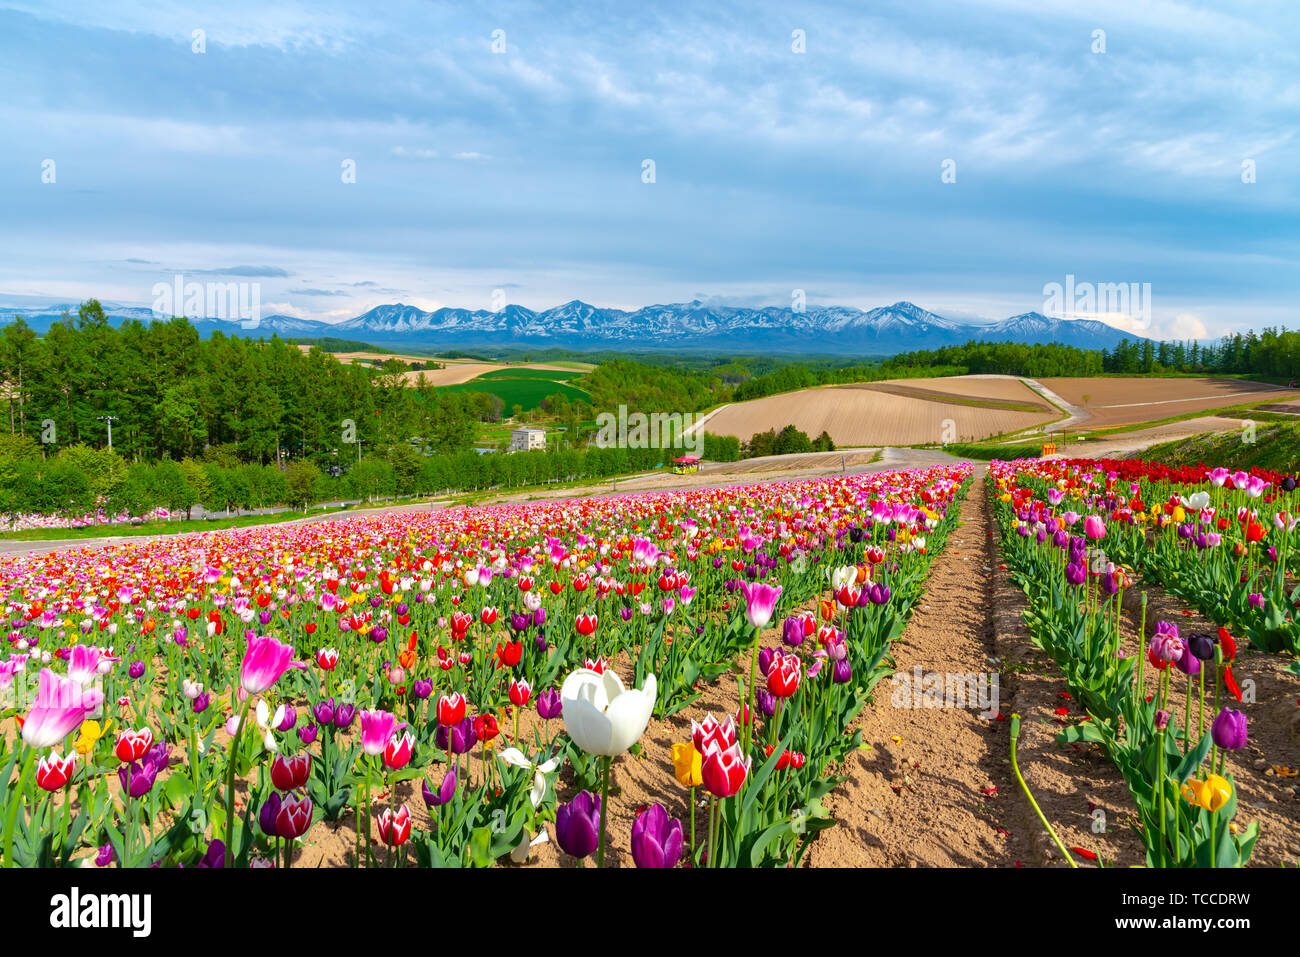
[704,376,1059,446]
[1040,377,1300,428]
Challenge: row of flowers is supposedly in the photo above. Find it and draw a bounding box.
[995,457,1300,655]
[992,459,1260,867]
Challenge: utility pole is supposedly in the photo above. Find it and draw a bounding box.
[97,414,118,451]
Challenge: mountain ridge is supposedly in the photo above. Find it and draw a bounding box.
[0,298,1150,354]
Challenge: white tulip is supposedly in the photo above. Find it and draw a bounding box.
[497,747,561,808]
[830,565,857,592]
[1181,491,1211,511]
[560,668,656,757]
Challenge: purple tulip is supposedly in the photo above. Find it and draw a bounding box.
[117,759,159,798]
[533,607,547,627]
[510,612,531,633]
[412,678,433,700]
[781,616,805,647]
[1187,633,1216,661]
[555,790,601,859]
[422,767,457,807]
[370,626,388,644]
[298,723,319,745]
[333,703,356,730]
[630,803,683,868]
[197,839,226,868]
[276,705,297,732]
[1150,621,1184,664]
[757,646,775,677]
[1211,707,1248,750]
[832,658,853,684]
[755,688,777,718]
[192,692,210,715]
[536,688,563,720]
[259,792,282,837]
[1154,709,1170,730]
[128,660,145,680]
[435,715,478,755]
[95,843,115,867]
[313,699,335,726]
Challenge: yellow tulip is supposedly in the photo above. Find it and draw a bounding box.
[1182,774,1232,812]
[75,718,113,756]
[671,742,703,787]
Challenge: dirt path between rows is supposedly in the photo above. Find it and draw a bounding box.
[806,475,1029,866]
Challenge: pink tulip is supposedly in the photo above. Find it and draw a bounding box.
[359,709,406,757]
[1083,515,1106,540]
[66,645,102,687]
[240,635,305,695]
[739,581,783,629]
[22,668,102,749]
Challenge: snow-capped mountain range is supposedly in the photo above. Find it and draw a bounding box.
[0,298,1148,354]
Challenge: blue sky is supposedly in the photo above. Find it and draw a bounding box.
[1,0,1296,339]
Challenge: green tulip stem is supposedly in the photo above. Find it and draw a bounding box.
[1009,713,1076,868]
[743,626,759,758]
[596,755,612,868]
[223,694,251,867]
[3,746,35,868]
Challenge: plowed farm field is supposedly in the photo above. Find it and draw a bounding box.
[1039,377,1300,428]
[704,376,1059,446]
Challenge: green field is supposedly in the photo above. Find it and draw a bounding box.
[474,368,589,381]
[443,376,590,410]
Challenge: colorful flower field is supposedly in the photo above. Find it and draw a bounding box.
[992,457,1300,867]
[0,464,972,868]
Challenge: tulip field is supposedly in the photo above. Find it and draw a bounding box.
[0,464,974,868]
[993,459,1300,867]
[1,453,1297,869]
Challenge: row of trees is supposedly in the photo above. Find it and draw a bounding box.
[885,331,1300,379]
[743,425,835,458]
[0,301,494,466]
[0,431,758,521]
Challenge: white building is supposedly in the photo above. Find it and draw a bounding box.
[509,428,546,453]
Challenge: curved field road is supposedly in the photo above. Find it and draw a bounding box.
[806,473,1028,866]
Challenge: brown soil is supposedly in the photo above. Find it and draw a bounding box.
[803,475,1027,866]
[703,385,1059,448]
[1039,378,1300,429]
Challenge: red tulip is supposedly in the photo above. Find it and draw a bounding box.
[700,740,750,798]
[766,651,801,698]
[271,752,311,792]
[575,613,598,637]
[383,731,415,770]
[480,606,499,626]
[473,714,500,744]
[275,794,313,839]
[36,751,76,791]
[315,647,339,670]
[438,692,466,727]
[495,640,522,669]
[691,713,737,755]
[114,727,153,763]
[509,678,533,707]
[377,804,411,846]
